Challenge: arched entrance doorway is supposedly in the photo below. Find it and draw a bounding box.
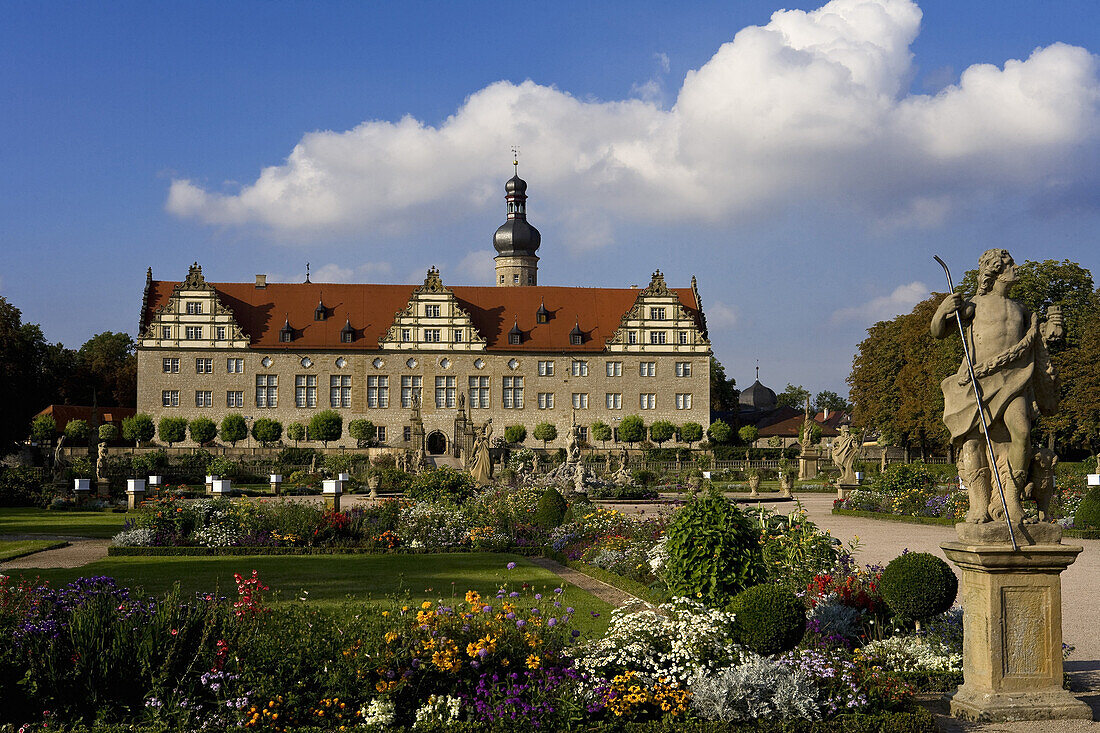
[426,431,447,455]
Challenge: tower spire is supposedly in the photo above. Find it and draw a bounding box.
[493,155,540,287]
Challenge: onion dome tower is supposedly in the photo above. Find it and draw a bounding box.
[493,156,540,286]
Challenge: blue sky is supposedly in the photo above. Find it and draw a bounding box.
[3,0,1100,397]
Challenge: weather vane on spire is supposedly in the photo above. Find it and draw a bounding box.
[511,145,520,175]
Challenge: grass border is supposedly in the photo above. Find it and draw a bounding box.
[108,545,545,557]
[542,550,670,605]
[832,508,1100,539]
[0,540,68,562]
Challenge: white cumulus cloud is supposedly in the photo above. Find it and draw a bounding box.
[706,300,740,330]
[830,280,928,324]
[166,0,1100,244]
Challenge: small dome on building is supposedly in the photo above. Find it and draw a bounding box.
[739,379,777,412]
[505,175,527,195]
[493,219,541,255]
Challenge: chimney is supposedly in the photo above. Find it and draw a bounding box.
[823,408,830,421]
[255,274,267,288]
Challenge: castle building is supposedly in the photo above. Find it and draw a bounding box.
[136,171,712,455]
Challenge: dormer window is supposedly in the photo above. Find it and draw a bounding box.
[315,302,327,321]
[569,322,584,346]
[425,304,440,318]
[508,320,522,345]
[280,318,293,343]
[340,319,354,343]
[186,301,203,315]
[536,301,549,324]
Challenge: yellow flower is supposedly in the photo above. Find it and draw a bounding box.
[421,600,433,609]
[526,654,541,669]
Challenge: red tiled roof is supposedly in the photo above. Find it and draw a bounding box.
[757,415,841,439]
[35,405,136,431]
[144,281,703,352]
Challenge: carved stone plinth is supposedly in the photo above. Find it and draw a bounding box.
[836,483,857,500]
[941,526,1092,722]
[798,452,818,481]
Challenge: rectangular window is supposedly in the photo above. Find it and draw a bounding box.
[435,375,456,408]
[537,392,554,409]
[295,374,317,408]
[675,361,692,377]
[628,331,638,344]
[226,390,244,408]
[605,361,622,377]
[577,426,588,443]
[401,375,422,408]
[376,426,387,443]
[676,393,693,410]
[255,375,277,408]
[401,328,411,342]
[606,393,622,410]
[160,326,172,340]
[227,358,244,373]
[195,358,213,374]
[403,426,412,442]
[649,331,667,345]
[538,360,555,376]
[341,330,353,343]
[640,361,656,377]
[195,390,213,408]
[186,301,202,314]
[184,326,202,340]
[162,357,179,373]
[330,375,352,408]
[571,393,589,409]
[454,329,463,343]
[509,332,521,345]
[468,376,490,408]
[640,393,657,410]
[161,390,179,407]
[216,326,226,340]
[503,376,524,409]
[424,329,441,342]
[424,304,440,317]
[678,331,688,344]
[649,307,666,320]
[368,375,389,408]
[571,360,588,377]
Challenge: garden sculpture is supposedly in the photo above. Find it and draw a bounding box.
[831,426,861,485]
[1025,446,1057,522]
[618,445,629,470]
[52,435,66,480]
[469,419,493,486]
[931,250,1063,543]
[566,411,581,465]
[96,441,107,483]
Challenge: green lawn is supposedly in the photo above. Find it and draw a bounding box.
[0,539,66,562]
[4,552,614,634]
[0,508,132,538]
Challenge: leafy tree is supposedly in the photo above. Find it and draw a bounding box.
[533,421,558,448]
[3,299,57,454]
[286,422,306,446]
[64,419,90,443]
[776,384,811,410]
[590,421,612,447]
[707,419,732,444]
[679,421,704,447]
[30,414,57,444]
[188,417,217,445]
[348,419,377,447]
[308,410,343,448]
[504,424,527,445]
[768,435,783,449]
[75,332,137,407]
[618,415,646,447]
[738,425,759,445]
[218,414,248,447]
[813,390,850,413]
[122,413,155,446]
[710,357,738,411]
[252,418,283,448]
[649,420,676,446]
[157,417,187,447]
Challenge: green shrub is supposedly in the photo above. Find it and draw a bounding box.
[0,466,48,507]
[619,415,647,445]
[664,490,765,607]
[308,410,343,447]
[63,419,90,442]
[728,584,806,655]
[98,423,119,442]
[880,552,958,623]
[1074,488,1100,529]
[406,466,475,504]
[872,462,938,495]
[121,413,155,446]
[707,419,732,445]
[347,418,376,446]
[534,488,568,529]
[286,421,307,445]
[187,417,217,445]
[252,417,283,447]
[504,424,527,445]
[157,416,187,447]
[218,413,248,446]
[631,468,656,487]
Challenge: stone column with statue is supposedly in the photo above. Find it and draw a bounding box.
[831,425,861,499]
[931,249,1089,722]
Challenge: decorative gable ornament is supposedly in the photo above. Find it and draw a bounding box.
[379,267,487,351]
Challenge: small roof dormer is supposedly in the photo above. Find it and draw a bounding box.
[536,300,550,324]
[340,318,355,343]
[569,320,584,345]
[315,293,328,321]
[508,319,523,345]
[280,316,293,343]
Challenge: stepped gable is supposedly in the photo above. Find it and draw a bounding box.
[142,280,703,352]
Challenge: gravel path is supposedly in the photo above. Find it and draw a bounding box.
[528,556,638,607]
[0,536,111,570]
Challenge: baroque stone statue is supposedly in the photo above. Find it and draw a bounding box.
[931,248,1063,525]
[831,425,861,485]
[468,419,493,486]
[96,441,107,484]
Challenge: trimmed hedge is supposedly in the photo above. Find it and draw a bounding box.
[43,707,936,732]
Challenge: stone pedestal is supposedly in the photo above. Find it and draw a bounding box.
[798,451,818,481]
[211,479,231,496]
[1088,474,1099,487]
[836,482,857,500]
[322,479,342,512]
[942,523,1092,722]
[367,474,380,499]
[126,478,146,510]
[205,474,218,495]
[270,474,282,496]
[74,478,92,504]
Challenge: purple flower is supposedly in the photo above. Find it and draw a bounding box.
[506,562,516,570]
[553,588,563,594]
[534,593,542,600]
[516,619,526,628]
[547,618,557,627]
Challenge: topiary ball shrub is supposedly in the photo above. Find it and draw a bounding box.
[880,552,958,624]
[534,488,568,529]
[1075,488,1100,529]
[728,584,806,656]
[664,489,765,607]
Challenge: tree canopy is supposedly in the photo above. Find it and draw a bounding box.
[590,421,612,446]
[532,422,558,447]
[618,415,646,446]
[709,357,738,411]
[218,414,248,447]
[504,424,527,445]
[649,420,676,446]
[252,418,283,448]
[122,414,155,446]
[813,390,850,413]
[776,384,811,410]
[679,422,704,447]
[157,417,187,447]
[309,410,343,448]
